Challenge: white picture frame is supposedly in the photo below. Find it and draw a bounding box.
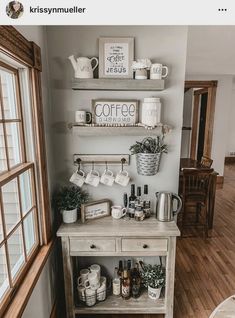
[99,37,134,79]
[92,99,139,125]
[81,199,111,223]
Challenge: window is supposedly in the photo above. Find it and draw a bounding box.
[0,63,40,307]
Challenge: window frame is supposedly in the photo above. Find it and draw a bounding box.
[0,26,52,316]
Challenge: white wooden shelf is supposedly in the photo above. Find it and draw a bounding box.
[72,78,165,91]
[74,291,165,314]
[70,124,172,137]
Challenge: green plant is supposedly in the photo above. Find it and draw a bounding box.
[140,264,165,289]
[129,137,167,155]
[53,186,89,211]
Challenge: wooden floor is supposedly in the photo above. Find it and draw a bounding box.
[79,164,235,318]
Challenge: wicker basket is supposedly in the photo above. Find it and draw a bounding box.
[136,153,161,176]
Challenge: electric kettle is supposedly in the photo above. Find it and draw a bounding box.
[155,191,182,222]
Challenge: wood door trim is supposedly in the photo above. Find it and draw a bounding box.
[185,80,218,88]
[190,94,200,159]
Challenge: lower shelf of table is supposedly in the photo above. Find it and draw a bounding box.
[74,291,166,314]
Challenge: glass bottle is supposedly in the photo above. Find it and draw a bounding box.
[143,184,151,218]
[131,263,141,298]
[118,260,123,278]
[121,269,130,300]
[112,267,121,296]
[128,184,136,218]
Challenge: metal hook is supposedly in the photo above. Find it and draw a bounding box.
[92,161,95,171]
[105,161,108,171]
[121,158,126,171]
[76,158,81,171]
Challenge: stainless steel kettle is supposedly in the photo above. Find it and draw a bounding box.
[156,191,182,222]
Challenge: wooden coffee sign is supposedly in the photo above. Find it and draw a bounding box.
[99,37,134,79]
[92,99,139,125]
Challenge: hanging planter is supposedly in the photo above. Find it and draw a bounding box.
[130,137,167,176]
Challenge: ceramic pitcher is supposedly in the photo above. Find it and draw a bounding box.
[68,55,98,78]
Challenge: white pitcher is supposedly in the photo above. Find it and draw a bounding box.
[68,55,98,78]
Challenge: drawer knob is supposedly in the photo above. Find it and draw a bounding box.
[143,244,148,249]
[90,244,96,249]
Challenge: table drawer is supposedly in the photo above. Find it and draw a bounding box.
[70,238,116,253]
[121,238,168,252]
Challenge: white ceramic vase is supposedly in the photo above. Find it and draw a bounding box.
[148,286,162,300]
[62,208,77,223]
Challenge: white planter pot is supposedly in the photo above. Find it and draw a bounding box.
[148,286,162,300]
[62,208,77,224]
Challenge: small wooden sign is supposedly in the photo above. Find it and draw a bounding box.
[81,199,111,223]
[92,99,139,125]
[99,37,134,79]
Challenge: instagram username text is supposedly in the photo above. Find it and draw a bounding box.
[29,6,86,14]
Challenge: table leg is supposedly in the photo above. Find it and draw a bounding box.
[61,236,75,318]
[165,237,176,318]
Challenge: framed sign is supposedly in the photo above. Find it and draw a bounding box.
[92,99,139,125]
[81,199,111,223]
[99,37,134,78]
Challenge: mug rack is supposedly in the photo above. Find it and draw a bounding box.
[73,154,130,166]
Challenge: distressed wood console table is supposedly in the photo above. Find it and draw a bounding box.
[57,217,180,318]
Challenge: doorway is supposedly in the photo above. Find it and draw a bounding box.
[181,81,217,160]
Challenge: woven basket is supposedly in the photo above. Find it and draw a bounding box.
[136,153,161,176]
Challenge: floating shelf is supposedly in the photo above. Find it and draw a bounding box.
[72,78,165,91]
[70,124,172,137]
[74,292,165,314]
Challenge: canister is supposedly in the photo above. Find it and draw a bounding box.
[141,97,161,127]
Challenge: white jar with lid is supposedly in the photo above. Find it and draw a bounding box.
[141,97,161,127]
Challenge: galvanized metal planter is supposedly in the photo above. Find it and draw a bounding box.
[136,153,162,176]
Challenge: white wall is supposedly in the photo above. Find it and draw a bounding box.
[226,82,235,156]
[46,26,188,207]
[15,26,55,318]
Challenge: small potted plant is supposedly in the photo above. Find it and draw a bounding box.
[140,264,165,300]
[132,59,152,79]
[53,185,89,224]
[129,136,167,176]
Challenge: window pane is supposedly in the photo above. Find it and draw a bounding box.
[0,124,7,172]
[0,69,18,120]
[2,178,20,234]
[7,226,25,280]
[0,245,10,300]
[19,170,33,215]
[5,123,22,168]
[23,210,36,255]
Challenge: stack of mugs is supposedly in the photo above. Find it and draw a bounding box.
[77,264,107,307]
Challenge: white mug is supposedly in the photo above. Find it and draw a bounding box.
[84,272,100,290]
[85,170,100,187]
[89,264,101,281]
[85,287,96,306]
[75,110,92,124]
[70,169,86,187]
[115,170,130,187]
[77,268,89,286]
[150,63,168,79]
[97,277,106,301]
[77,285,86,302]
[111,206,127,219]
[100,169,115,186]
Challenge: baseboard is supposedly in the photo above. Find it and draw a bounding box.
[217,176,224,189]
[50,301,57,318]
[225,156,235,164]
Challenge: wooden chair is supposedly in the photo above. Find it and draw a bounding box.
[180,168,214,238]
[200,156,213,168]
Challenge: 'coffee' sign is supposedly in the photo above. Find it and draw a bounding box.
[92,99,139,125]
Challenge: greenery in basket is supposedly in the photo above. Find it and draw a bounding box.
[129,137,167,155]
[140,264,166,289]
[53,185,89,211]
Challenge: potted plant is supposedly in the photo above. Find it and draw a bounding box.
[132,59,152,79]
[54,186,89,224]
[129,136,167,176]
[140,264,165,300]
